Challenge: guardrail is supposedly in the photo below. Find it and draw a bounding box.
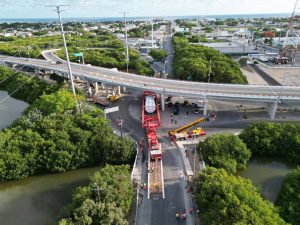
[2,55,300,102]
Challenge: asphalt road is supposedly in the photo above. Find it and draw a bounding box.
[2,53,299,102]
[163,35,174,78]
[106,90,189,225]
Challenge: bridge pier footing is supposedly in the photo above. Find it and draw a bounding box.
[266,102,278,119]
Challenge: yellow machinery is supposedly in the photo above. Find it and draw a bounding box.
[108,95,121,102]
[168,117,207,137]
[174,127,206,141]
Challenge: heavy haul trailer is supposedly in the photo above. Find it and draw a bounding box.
[142,91,165,199]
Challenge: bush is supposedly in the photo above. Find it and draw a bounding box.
[239,57,248,66]
[196,167,289,225]
[0,70,135,182]
[149,49,167,61]
[240,122,300,164]
[58,165,133,225]
[198,134,251,173]
[276,167,300,225]
[172,36,247,84]
[0,66,60,103]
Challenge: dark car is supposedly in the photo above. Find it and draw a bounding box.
[56,61,63,64]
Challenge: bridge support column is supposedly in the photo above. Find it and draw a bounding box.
[112,86,116,96]
[266,102,278,120]
[105,85,109,97]
[123,86,126,93]
[203,98,208,116]
[94,82,99,94]
[161,94,165,111]
[101,82,105,90]
[86,80,92,95]
[117,86,121,95]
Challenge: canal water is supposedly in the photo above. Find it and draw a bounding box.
[0,91,28,129]
[0,167,98,225]
[237,156,294,202]
[0,90,98,225]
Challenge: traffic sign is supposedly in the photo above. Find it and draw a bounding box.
[74,52,82,57]
[104,106,119,114]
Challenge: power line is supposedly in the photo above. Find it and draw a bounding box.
[0,72,37,104]
[0,64,29,85]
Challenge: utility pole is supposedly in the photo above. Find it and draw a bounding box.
[151,17,154,48]
[208,59,212,83]
[122,12,129,73]
[47,5,77,105]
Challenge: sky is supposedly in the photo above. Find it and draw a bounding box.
[0,0,297,19]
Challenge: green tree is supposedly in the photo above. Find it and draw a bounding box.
[149,49,167,61]
[195,167,289,225]
[172,37,247,84]
[240,122,300,164]
[59,165,133,225]
[29,89,78,115]
[276,167,300,225]
[198,134,251,173]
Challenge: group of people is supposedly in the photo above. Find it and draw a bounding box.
[170,114,178,124]
[175,212,186,220]
[176,208,193,220]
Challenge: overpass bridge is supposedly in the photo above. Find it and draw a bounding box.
[1,54,300,119]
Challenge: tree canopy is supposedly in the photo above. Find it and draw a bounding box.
[58,165,133,225]
[239,122,300,165]
[198,133,251,173]
[0,69,135,182]
[195,167,289,225]
[172,36,248,84]
[276,167,300,225]
[149,49,167,61]
[0,32,154,76]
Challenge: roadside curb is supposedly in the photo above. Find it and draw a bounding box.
[175,141,194,182]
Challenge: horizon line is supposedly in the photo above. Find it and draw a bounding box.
[0,12,291,20]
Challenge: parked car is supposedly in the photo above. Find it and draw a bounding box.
[193,108,200,114]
